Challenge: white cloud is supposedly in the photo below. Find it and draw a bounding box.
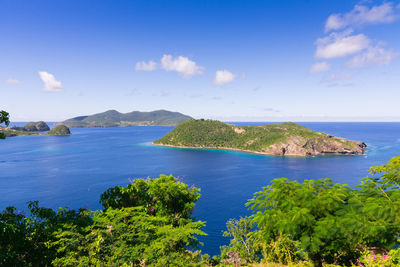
[213,69,235,85]
[315,30,370,59]
[5,78,20,84]
[346,45,398,68]
[135,60,157,71]
[38,71,63,92]
[325,2,400,32]
[309,62,331,73]
[160,54,203,77]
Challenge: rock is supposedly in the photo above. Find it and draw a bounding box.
[266,136,366,156]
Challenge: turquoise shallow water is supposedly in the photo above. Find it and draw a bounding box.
[1,122,399,255]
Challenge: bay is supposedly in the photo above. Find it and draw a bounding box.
[1,122,399,255]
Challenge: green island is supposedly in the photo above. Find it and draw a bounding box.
[46,125,71,135]
[0,122,71,137]
[1,157,400,266]
[154,119,367,157]
[9,121,50,132]
[60,109,193,127]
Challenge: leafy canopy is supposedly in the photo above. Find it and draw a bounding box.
[0,110,10,139]
[246,156,400,266]
[1,175,206,266]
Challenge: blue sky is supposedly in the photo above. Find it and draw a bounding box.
[1,0,400,121]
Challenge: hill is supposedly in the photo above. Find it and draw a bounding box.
[153,120,367,156]
[60,109,193,127]
[1,123,71,137]
[45,125,71,135]
[9,121,50,132]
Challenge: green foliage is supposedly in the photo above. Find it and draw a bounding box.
[22,121,50,131]
[357,249,392,267]
[155,119,237,148]
[368,155,400,186]
[0,201,91,266]
[154,119,361,155]
[350,156,400,251]
[247,178,358,266]
[0,175,205,266]
[245,156,400,266]
[51,207,205,266]
[0,110,10,139]
[262,235,305,265]
[388,248,400,266]
[220,217,261,264]
[100,174,201,225]
[46,125,71,135]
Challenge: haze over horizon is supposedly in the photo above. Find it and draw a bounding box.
[1,0,400,122]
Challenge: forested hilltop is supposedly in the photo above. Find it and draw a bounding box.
[154,119,367,156]
[1,157,400,266]
[60,109,193,127]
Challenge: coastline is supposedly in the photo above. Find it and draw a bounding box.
[152,142,365,157]
[154,142,310,157]
[152,142,277,156]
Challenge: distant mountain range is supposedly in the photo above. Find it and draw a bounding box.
[59,109,193,127]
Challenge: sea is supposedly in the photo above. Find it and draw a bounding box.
[1,122,399,255]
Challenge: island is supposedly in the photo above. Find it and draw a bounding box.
[9,121,50,132]
[59,109,193,127]
[45,125,71,135]
[1,122,71,137]
[153,120,367,156]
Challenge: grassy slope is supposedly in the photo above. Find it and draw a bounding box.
[154,120,354,152]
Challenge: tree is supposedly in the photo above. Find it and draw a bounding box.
[0,201,91,266]
[247,178,360,266]
[220,217,261,264]
[246,156,400,266]
[51,207,205,266]
[0,110,10,139]
[51,175,206,266]
[100,174,201,225]
[1,175,206,266]
[352,156,400,251]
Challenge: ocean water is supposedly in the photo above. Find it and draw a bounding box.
[1,122,399,255]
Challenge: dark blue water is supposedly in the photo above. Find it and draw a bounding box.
[1,122,399,255]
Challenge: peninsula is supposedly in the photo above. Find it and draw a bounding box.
[1,123,71,137]
[60,109,192,127]
[153,120,367,157]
